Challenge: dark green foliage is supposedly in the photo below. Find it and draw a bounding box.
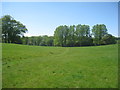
[1,15,116,47]
[54,25,69,47]
[66,25,75,46]
[2,15,27,43]
[19,24,117,47]
[116,37,120,44]
[101,34,116,45]
[92,24,108,45]
[22,35,54,46]
[54,24,93,47]
[75,24,92,46]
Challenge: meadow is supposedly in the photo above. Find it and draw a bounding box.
[2,43,118,88]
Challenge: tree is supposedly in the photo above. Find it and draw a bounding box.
[2,15,28,43]
[16,23,116,47]
[66,25,75,46]
[62,25,69,46]
[75,24,92,46]
[22,36,29,45]
[101,34,116,45]
[22,35,54,46]
[54,24,93,47]
[40,35,48,46]
[37,36,42,46]
[54,25,70,47]
[54,26,64,46]
[92,24,107,45]
[45,36,53,46]
[75,24,81,46]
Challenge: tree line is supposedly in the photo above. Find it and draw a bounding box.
[22,35,54,46]
[1,15,117,46]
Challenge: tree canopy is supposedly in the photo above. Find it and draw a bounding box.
[54,24,93,47]
[2,15,28,44]
[92,24,108,45]
[1,15,117,46]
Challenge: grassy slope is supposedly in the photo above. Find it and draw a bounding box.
[2,43,118,88]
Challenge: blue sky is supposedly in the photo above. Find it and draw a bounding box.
[2,2,118,36]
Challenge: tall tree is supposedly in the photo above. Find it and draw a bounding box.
[66,25,75,46]
[62,25,69,46]
[75,24,91,46]
[54,26,64,46]
[75,24,81,46]
[92,24,107,45]
[2,15,28,43]
[54,25,69,46]
[20,24,114,47]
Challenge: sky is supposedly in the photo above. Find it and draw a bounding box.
[1,2,118,37]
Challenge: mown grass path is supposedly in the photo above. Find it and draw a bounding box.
[2,43,118,88]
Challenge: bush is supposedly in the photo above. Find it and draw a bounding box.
[101,34,116,45]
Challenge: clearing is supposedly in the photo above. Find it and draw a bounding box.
[2,43,118,88]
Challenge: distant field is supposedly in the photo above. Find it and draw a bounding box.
[2,43,118,88]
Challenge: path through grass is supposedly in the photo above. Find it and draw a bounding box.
[2,43,118,88]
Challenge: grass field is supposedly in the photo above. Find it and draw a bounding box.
[2,43,118,88]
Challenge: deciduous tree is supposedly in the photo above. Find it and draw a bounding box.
[2,15,28,43]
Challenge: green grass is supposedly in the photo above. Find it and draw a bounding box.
[2,43,118,88]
